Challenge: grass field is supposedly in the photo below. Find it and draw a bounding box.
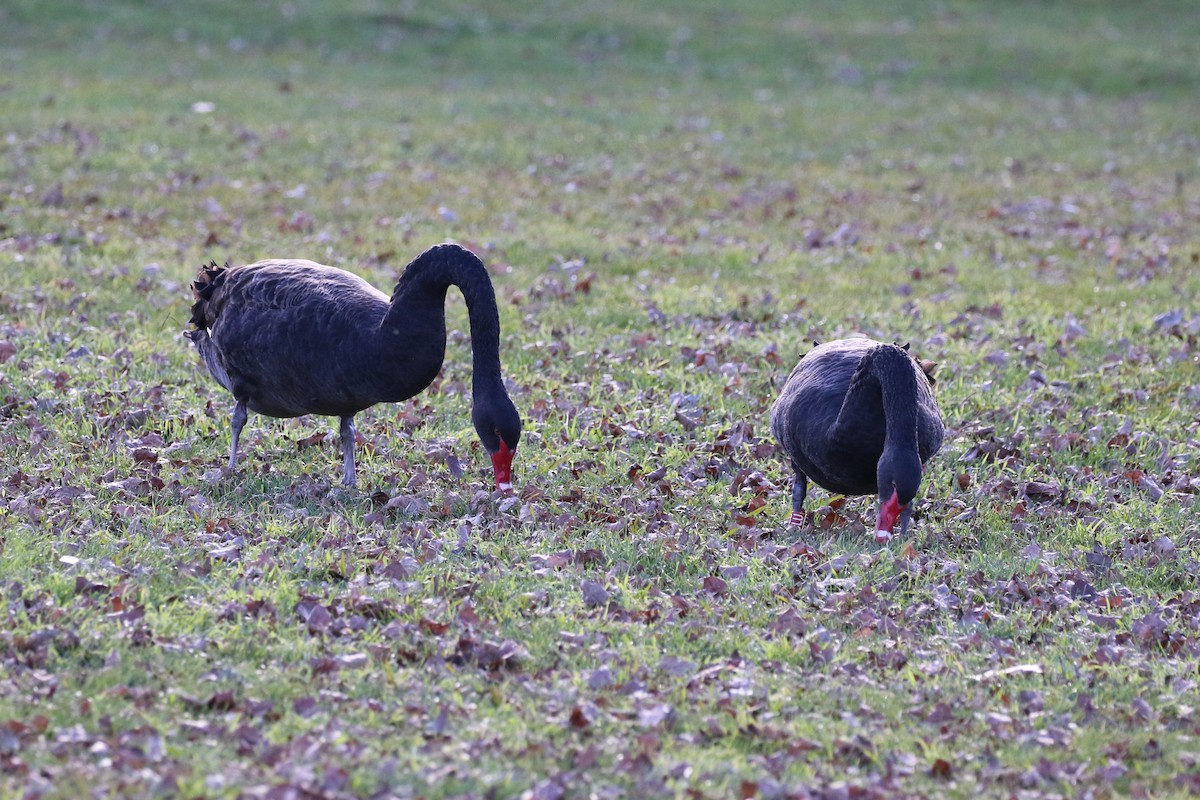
[2,1,1200,797]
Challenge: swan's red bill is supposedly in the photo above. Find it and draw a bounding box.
[491,439,514,493]
[875,489,905,543]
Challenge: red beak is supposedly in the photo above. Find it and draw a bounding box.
[490,439,514,493]
[875,489,905,543]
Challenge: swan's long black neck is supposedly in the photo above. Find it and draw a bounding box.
[386,243,505,396]
[868,345,920,450]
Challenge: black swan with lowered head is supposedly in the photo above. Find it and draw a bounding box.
[770,338,944,542]
[187,242,521,489]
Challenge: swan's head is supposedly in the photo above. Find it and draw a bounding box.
[473,393,522,493]
[876,447,922,543]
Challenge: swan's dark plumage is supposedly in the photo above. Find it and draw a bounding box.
[187,242,521,488]
[770,338,944,542]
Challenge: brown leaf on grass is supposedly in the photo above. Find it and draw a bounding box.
[701,575,728,596]
[644,464,668,481]
[574,548,605,567]
[386,494,429,515]
[380,555,420,581]
[817,507,848,529]
[207,543,240,562]
[930,757,953,779]
[181,691,238,713]
[2,716,49,739]
[557,488,584,504]
[768,607,809,637]
[445,452,464,478]
[674,410,699,431]
[730,468,779,497]
[733,510,759,527]
[310,656,339,675]
[587,667,615,689]
[1085,545,1113,574]
[296,600,332,633]
[1023,480,1061,501]
[293,696,318,717]
[1130,696,1154,722]
[925,702,955,723]
[75,576,108,595]
[568,704,593,731]
[0,341,16,363]
[452,636,526,671]
[581,580,610,607]
[296,431,327,450]
[103,475,163,495]
[418,617,449,635]
[834,734,877,766]
[1131,613,1175,652]
[208,690,237,712]
[218,599,276,623]
[457,601,480,626]
[50,485,91,503]
[720,565,748,582]
[574,272,596,294]
[1134,473,1165,500]
[1151,536,1176,557]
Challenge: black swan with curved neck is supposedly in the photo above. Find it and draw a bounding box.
[187,242,521,489]
[770,338,944,542]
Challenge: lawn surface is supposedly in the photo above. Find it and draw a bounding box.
[2,1,1200,798]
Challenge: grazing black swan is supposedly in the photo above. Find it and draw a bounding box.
[187,242,521,489]
[770,338,944,542]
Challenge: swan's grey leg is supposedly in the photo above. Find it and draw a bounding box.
[898,504,914,538]
[229,399,248,470]
[789,466,808,526]
[339,415,357,487]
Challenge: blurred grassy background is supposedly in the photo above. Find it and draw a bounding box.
[2,1,1199,797]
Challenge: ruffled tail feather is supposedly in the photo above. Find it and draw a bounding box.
[189,260,229,331]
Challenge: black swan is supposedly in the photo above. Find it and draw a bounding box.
[769,338,944,542]
[187,242,521,489]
